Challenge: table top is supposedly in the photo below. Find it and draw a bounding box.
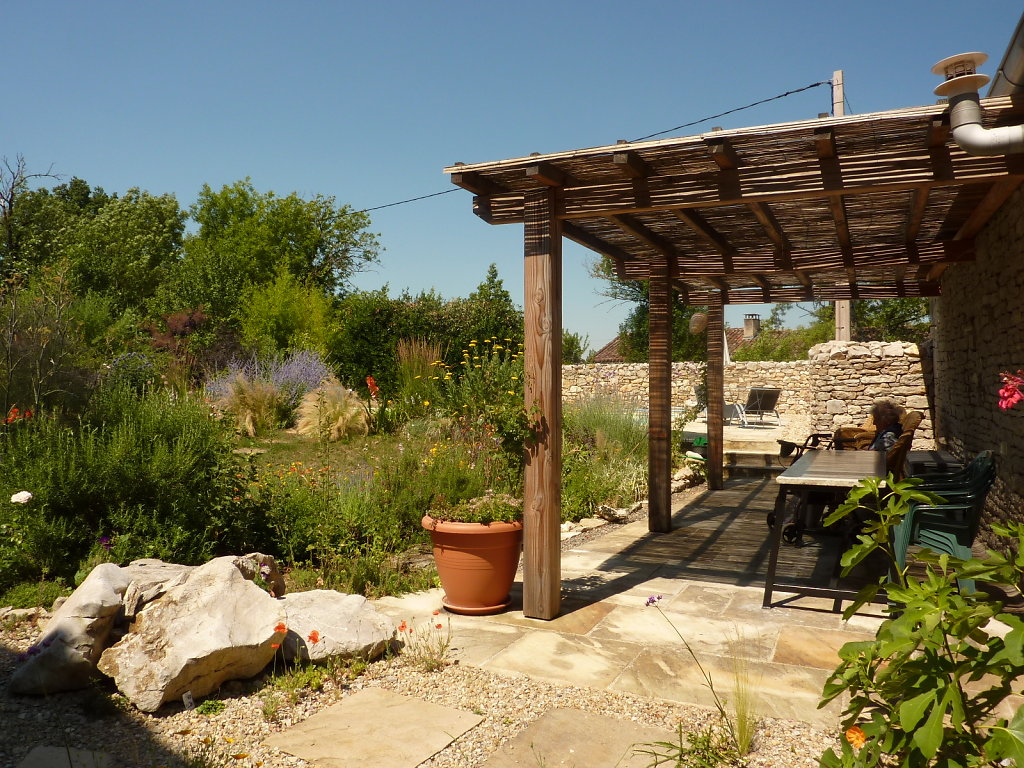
[777,450,886,488]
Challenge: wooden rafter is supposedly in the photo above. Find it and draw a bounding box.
[607,214,678,259]
[613,151,650,179]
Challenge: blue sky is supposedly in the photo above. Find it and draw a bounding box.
[6,1,1022,351]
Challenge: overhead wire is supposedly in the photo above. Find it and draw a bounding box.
[357,79,832,214]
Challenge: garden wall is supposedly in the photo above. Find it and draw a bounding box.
[562,340,934,447]
[933,185,1024,544]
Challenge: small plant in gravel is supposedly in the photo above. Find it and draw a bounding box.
[195,698,227,716]
[641,596,747,766]
[397,612,452,672]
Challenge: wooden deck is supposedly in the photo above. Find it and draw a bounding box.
[578,477,885,596]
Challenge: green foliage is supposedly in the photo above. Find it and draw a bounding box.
[0,383,269,593]
[436,336,527,473]
[634,722,742,767]
[236,268,335,358]
[560,396,647,520]
[195,698,227,716]
[394,337,443,423]
[819,476,1024,767]
[562,329,589,364]
[427,491,522,524]
[853,298,930,343]
[0,266,102,415]
[0,579,71,610]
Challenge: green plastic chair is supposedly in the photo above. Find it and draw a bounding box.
[893,452,996,594]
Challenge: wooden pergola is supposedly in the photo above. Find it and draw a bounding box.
[444,96,1024,619]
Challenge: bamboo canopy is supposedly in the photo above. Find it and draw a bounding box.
[447,97,1024,302]
[443,96,1024,619]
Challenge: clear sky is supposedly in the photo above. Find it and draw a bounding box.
[6,1,1022,352]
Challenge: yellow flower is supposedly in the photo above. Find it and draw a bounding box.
[423,400,430,406]
[475,365,482,368]
[507,391,515,395]
[414,375,421,379]
[493,345,503,350]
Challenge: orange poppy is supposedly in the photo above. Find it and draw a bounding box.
[308,630,320,644]
[274,622,287,634]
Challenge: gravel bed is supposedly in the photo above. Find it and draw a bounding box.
[0,489,841,767]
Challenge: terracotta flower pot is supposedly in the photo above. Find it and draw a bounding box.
[421,515,523,615]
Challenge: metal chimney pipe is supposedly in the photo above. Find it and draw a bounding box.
[933,52,1024,156]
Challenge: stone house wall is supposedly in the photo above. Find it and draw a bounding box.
[933,186,1024,545]
[562,339,933,447]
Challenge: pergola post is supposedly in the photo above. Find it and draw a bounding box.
[522,189,562,620]
[648,255,672,532]
[706,301,725,490]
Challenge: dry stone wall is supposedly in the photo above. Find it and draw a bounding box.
[562,340,933,447]
[933,186,1024,546]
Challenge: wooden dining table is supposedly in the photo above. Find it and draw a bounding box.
[762,449,886,608]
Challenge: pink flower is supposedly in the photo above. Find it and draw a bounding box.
[998,370,1024,410]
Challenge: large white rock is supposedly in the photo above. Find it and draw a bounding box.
[97,556,285,712]
[9,563,130,695]
[277,590,395,664]
[121,558,194,619]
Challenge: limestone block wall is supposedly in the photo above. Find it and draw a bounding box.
[562,339,933,447]
[933,186,1024,544]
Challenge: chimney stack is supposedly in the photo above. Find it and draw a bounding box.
[743,313,761,340]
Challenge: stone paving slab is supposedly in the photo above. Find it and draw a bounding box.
[481,708,677,768]
[16,748,114,768]
[610,646,840,727]
[265,688,482,768]
[484,631,641,689]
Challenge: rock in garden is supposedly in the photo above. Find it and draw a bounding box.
[97,556,285,712]
[9,563,131,695]
[277,589,395,664]
[121,558,194,619]
[231,552,287,597]
[596,505,629,523]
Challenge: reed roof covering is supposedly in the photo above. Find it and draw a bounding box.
[444,97,1024,304]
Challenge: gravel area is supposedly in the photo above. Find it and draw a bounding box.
[0,490,842,767]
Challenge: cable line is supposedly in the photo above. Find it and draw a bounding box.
[358,80,831,212]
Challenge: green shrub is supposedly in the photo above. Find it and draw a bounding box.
[0,383,271,592]
[0,580,71,610]
[216,372,288,437]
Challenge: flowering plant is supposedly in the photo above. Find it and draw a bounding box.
[426,490,522,525]
[998,369,1024,410]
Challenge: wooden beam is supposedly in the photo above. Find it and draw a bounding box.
[452,171,505,196]
[607,214,678,258]
[671,208,736,262]
[748,202,789,252]
[706,302,725,491]
[526,162,568,188]
[523,189,562,620]
[928,115,951,148]
[905,187,929,243]
[814,127,855,271]
[751,274,772,302]
[706,137,740,170]
[561,222,632,280]
[682,280,942,304]
[955,177,1024,240]
[648,253,673,533]
[613,151,650,179]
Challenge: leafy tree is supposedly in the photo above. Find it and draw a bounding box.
[187,179,379,296]
[853,298,930,343]
[562,330,589,364]
[589,256,707,362]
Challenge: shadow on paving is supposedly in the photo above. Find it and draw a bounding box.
[561,476,886,610]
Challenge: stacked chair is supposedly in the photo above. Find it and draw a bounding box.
[893,451,996,594]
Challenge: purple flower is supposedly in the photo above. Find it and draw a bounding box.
[98,536,112,551]
[645,595,663,607]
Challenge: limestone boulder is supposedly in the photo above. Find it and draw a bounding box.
[9,563,130,695]
[277,590,395,664]
[232,552,287,597]
[98,556,285,712]
[121,558,194,619]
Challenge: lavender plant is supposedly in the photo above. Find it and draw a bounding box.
[205,349,332,424]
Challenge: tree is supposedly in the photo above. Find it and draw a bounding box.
[588,256,707,362]
[562,330,589,364]
[187,179,380,296]
[0,156,60,277]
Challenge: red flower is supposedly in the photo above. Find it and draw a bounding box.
[308,630,320,644]
[435,624,443,629]
[274,622,287,634]
[397,620,407,632]
[366,375,380,399]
